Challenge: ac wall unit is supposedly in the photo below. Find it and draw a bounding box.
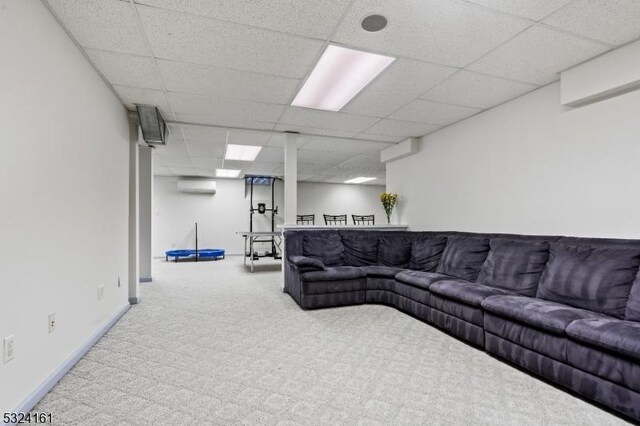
[177,179,216,194]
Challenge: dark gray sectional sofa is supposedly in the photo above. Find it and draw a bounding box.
[283,229,640,422]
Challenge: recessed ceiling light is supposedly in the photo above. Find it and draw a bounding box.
[224,144,262,161]
[361,15,388,32]
[216,169,241,178]
[291,44,395,112]
[344,177,376,184]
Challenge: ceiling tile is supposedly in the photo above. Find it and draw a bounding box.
[182,126,228,143]
[158,60,300,104]
[302,137,391,153]
[153,165,172,176]
[190,157,223,169]
[542,0,640,45]
[468,25,609,85]
[158,154,193,167]
[465,0,573,21]
[245,162,282,175]
[335,153,384,170]
[390,99,481,126]
[113,85,173,118]
[222,159,252,170]
[422,70,538,109]
[153,139,188,156]
[279,107,380,133]
[169,92,285,123]
[168,166,202,176]
[47,0,150,55]
[186,141,225,158]
[86,49,164,90]
[255,147,284,163]
[227,130,273,146]
[344,59,456,117]
[174,113,276,131]
[332,0,530,67]
[137,5,324,78]
[353,133,404,143]
[134,0,352,39]
[273,124,357,139]
[297,150,356,165]
[365,119,441,138]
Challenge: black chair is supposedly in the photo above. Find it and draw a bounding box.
[323,214,347,225]
[352,214,375,225]
[296,214,315,225]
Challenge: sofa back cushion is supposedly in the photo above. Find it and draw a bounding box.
[303,231,344,267]
[340,231,379,266]
[536,243,640,319]
[436,237,490,281]
[378,233,414,268]
[477,239,549,296]
[410,236,448,272]
[625,281,640,321]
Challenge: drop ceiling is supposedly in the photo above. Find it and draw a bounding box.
[45,0,640,184]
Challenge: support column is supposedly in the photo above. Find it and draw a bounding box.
[128,118,140,304]
[284,133,298,225]
[138,145,153,283]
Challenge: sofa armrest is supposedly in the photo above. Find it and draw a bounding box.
[289,255,326,271]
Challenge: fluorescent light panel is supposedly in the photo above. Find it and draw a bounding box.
[292,45,395,111]
[345,177,376,184]
[224,144,262,161]
[216,169,241,178]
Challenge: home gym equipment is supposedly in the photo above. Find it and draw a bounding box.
[164,222,225,262]
[237,231,283,273]
[243,175,282,262]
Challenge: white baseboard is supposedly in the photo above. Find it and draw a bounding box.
[6,303,130,424]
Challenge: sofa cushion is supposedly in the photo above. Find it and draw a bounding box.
[378,234,414,268]
[567,318,640,362]
[340,231,379,267]
[361,265,404,278]
[301,266,364,283]
[477,239,549,296]
[436,236,490,281]
[536,244,640,318]
[303,231,344,267]
[482,295,612,335]
[289,255,325,272]
[430,280,512,307]
[395,270,449,290]
[410,236,447,272]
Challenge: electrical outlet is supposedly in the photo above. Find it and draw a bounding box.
[48,313,56,334]
[97,285,104,300]
[4,335,15,363]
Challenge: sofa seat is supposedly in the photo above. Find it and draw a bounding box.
[301,266,365,282]
[567,318,640,362]
[395,270,448,290]
[482,295,612,335]
[361,265,404,278]
[301,266,366,295]
[430,280,512,307]
[566,318,640,394]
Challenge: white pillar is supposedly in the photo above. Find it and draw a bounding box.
[138,145,153,282]
[128,119,140,304]
[284,133,298,225]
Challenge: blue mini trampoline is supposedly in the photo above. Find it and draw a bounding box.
[165,248,225,262]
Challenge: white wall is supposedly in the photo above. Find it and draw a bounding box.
[153,178,386,256]
[296,182,386,225]
[387,82,640,238]
[0,0,130,412]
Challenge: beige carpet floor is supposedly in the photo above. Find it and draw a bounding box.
[34,257,629,425]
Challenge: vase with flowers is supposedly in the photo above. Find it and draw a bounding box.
[379,192,398,224]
